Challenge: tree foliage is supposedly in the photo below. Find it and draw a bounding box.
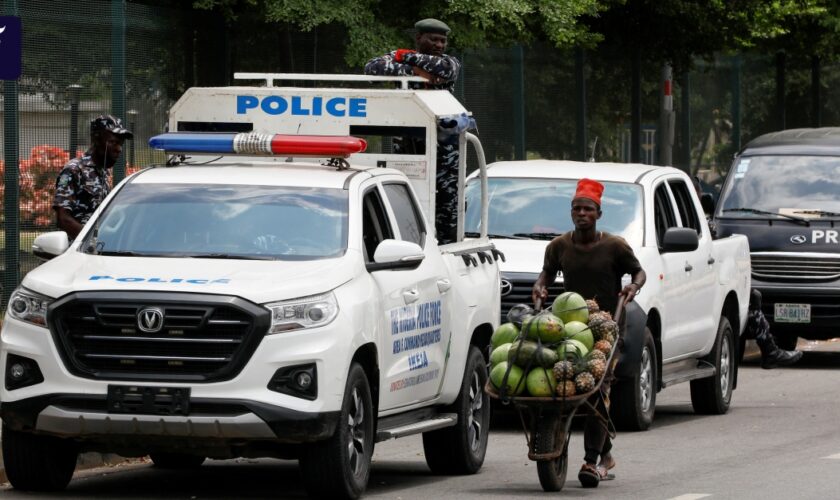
[195,0,608,65]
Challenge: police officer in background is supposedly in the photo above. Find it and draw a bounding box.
[365,19,462,244]
[53,115,133,240]
[364,18,461,93]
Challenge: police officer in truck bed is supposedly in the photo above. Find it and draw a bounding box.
[364,19,462,244]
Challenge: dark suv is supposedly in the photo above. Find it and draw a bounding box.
[714,128,840,348]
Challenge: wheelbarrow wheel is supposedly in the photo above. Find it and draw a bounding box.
[534,413,570,492]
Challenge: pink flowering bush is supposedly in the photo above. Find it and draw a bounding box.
[0,145,141,229]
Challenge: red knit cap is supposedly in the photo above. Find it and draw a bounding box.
[574,178,604,206]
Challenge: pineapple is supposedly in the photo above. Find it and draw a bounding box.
[553,360,575,380]
[588,349,607,362]
[575,371,596,393]
[556,379,577,397]
[593,339,613,355]
[589,310,612,323]
[588,358,607,380]
[591,318,619,342]
[586,299,600,314]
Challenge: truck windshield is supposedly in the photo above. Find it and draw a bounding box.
[718,155,840,220]
[84,183,348,260]
[464,178,644,247]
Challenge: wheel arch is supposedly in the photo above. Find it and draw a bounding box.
[721,291,740,388]
[352,343,380,418]
[646,308,663,391]
[470,322,494,362]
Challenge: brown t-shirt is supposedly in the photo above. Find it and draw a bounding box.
[542,231,643,315]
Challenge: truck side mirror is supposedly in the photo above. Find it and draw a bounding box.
[32,231,70,261]
[662,227,699,253]
[700,193,715,215]
[367,239,425,271]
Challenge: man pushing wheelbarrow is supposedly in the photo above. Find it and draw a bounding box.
[532,178,647,488]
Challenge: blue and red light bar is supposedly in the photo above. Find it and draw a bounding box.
[149,132,367,158]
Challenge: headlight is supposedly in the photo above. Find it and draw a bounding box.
[265,292,339,334]
[7,287,52,327]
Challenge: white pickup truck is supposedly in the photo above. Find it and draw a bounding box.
[0,75,500,499]
[465,160,751,430]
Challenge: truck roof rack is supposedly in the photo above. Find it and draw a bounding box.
[234,72,429,90]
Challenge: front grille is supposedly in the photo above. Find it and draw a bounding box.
[751,254,840,282]
[49,292,269,382]
[500,273,564,323]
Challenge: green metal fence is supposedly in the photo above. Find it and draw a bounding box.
[2,0,839,308]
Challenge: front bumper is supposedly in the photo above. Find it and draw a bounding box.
[754,281,840,339]
[0,393,339,443]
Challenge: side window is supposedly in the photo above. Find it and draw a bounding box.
[383,183,426,247]
[362,188,394,262]
[668,179,701,234]
[653,184,678,249]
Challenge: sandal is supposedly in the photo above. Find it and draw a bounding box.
[597,465,615,481]
[597,455,616,480]
[578,463,600,488]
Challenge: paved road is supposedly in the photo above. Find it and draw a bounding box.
[2,346,839,499]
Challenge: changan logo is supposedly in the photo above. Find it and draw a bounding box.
[790,235,807,245]
[137,307,164,333]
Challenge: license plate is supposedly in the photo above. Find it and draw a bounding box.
[107,385,190,415]
[774,303,811,324]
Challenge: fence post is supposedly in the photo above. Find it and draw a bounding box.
[3,0,21,309]
[731,55,742,154]
[575,48,587,161]
[67,84,82,158]
[111,0,126,183]
[512,44,525,160]
[811,55,821,128]
[775,51,786,131]
[630,46,641,163]
[679,72,691,172]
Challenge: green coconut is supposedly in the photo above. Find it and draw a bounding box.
[552,291,590,324]
[489,362,525,396]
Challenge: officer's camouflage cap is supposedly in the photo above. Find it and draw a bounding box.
[415,18,451,35]
[90,114,133,139]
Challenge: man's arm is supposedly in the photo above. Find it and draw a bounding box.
[401,53,460,83]
[53,165,81,239]
[54,207,82,240]
[364,52,415,77]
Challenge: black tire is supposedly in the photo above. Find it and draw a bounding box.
[610,327,657,431]
[150,452,206,468]
[423,346,490,475]
[2,424,78,491]
[534,413,570,492]
[691,316,735,415]
[300,363,374,499]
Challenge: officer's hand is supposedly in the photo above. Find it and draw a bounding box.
[412,67,442,85]
[394,49,416,62]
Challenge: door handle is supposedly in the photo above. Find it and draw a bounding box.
[684,262,693,272]
[437,278,452,293]
[403,288,420,304]
[707,256,715,265]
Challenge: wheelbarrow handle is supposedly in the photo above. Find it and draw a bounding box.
[613,294,627,325]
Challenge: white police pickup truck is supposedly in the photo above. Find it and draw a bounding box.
[1,74,500,499]
[465,160,750,431]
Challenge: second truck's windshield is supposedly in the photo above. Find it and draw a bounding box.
[464,177,644,247]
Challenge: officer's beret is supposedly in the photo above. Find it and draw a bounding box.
[415,18,451,35]
[90,114,133,139]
